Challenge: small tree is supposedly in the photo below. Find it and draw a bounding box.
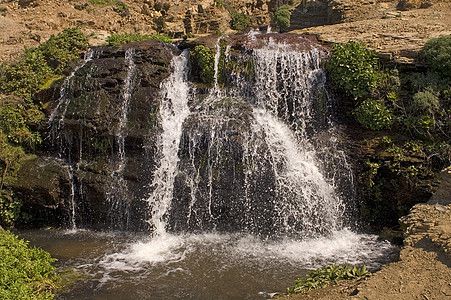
[274,5,291,29]
[230,12,250,31]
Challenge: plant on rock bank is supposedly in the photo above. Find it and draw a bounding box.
[230,12,250,31]
[326,41,399,130]
[285,264,368,294]
[0,27,89,102]
[0,230,59,299]
[0,28,89,227]
[190,45,215,85]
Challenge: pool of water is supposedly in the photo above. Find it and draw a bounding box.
[18,229,398,300]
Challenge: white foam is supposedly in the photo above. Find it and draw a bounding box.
[98,230,395,273]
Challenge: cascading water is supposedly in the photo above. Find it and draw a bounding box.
[146,49,191,235]
[48,49,95,129]
[106,48,137,229]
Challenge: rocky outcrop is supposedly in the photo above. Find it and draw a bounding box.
[14,40,174,230]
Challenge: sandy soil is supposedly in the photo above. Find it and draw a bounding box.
[293,3,451,66]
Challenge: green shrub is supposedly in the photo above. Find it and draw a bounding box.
[230,12,250,31]
[326,41,379,100]
[0,27,89,101]
[286,264,368,294]
[411,88,440,113]
[354,99,393,130]
[422,35,451,77]
[106,33,173,46]
[0,49,54,101]
[38,27,90,73]
[0,190,22,227]
[191,45,215,84]
[274,5,291,29]
[0,104,43,149]
[0,230,59,299]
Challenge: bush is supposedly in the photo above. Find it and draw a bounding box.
[191,45,215,84]
[422,35,451,78]
[274,5,291,29]
[286,264,368,294]
[326,41,379,100]
[106,33,173,46]
[38,27,90,73]
[0,230,59,299]
[0,27,89,101]
[230,12,250,31]
[411,88,440,114]
[354,99,393,130]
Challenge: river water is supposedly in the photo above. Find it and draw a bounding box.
[19,229,397,299]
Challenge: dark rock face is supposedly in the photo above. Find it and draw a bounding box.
[16,40,174,230]
[169,97,277,235]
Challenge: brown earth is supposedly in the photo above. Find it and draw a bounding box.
[294,2,451,67]
[281,167,451,300]
[1,0,450,65]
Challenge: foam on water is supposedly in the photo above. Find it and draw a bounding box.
[96,230,396,273]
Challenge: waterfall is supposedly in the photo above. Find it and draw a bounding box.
[48,49,95,132]
[66,165,77,230]
[106,48,137,229]
[163,35,348,237]
[146,50,191,235]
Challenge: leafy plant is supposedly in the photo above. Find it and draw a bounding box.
[191,45,215,84]
[422,35,451,78]
[286,264,368,294]
[274,5,291,29]
[230,12,250,31]
[0,27,89,101]
[0,230,59,299]
[326,41,379,100]
[106,33,173,46]
[354,99,393,130]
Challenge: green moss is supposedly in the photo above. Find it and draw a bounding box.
[0,230,59,299]
[40,76,65,90]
